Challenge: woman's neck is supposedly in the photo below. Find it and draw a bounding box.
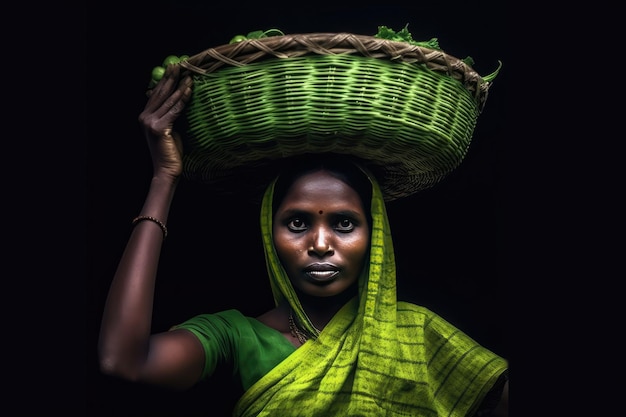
[294,284,358,328]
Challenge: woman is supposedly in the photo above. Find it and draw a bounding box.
[98,64,508,416]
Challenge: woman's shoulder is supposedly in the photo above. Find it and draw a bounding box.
[171,309,254,333]
[181,308,247,321]
[177,309,284,336]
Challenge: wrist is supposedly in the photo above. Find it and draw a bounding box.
[151,171,181,189]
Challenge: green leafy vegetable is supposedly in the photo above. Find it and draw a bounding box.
[375,25,440,50]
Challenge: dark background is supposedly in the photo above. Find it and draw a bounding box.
[85,1,509,415]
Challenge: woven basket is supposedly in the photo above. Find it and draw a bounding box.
[175,32,494,201]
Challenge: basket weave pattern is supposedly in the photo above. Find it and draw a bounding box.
[178,33,490,200]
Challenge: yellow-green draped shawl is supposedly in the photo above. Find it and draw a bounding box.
[234,168,507,417]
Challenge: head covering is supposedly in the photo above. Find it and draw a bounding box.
[155,27,500,201]
[233,163,507,416]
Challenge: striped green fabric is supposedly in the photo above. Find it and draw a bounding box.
[233,169,507,416]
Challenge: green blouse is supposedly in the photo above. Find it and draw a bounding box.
[172,309,295,391]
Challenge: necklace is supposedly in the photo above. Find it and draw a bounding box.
[288,310,320,345]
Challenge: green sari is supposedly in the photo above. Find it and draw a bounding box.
[233,168,508,416]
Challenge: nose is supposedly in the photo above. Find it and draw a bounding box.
[308,227,334,256]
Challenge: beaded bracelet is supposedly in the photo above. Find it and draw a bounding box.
[132,215,168,239]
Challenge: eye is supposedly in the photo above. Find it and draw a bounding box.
[335,218,355,232]
[287,218,308,232]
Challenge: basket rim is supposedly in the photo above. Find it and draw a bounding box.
[178,32,489,105]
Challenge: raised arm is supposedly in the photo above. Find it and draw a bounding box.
[98,65,204,390]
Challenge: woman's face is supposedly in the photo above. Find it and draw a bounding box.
[273,169,370,297]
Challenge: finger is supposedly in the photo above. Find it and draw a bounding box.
[153,75,193,120]
[144,65,181,111]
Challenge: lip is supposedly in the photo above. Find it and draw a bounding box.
[304,263,340,282]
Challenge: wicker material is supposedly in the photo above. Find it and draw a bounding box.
[176,32,494,201]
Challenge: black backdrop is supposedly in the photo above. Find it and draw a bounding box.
[86,2,508,415]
